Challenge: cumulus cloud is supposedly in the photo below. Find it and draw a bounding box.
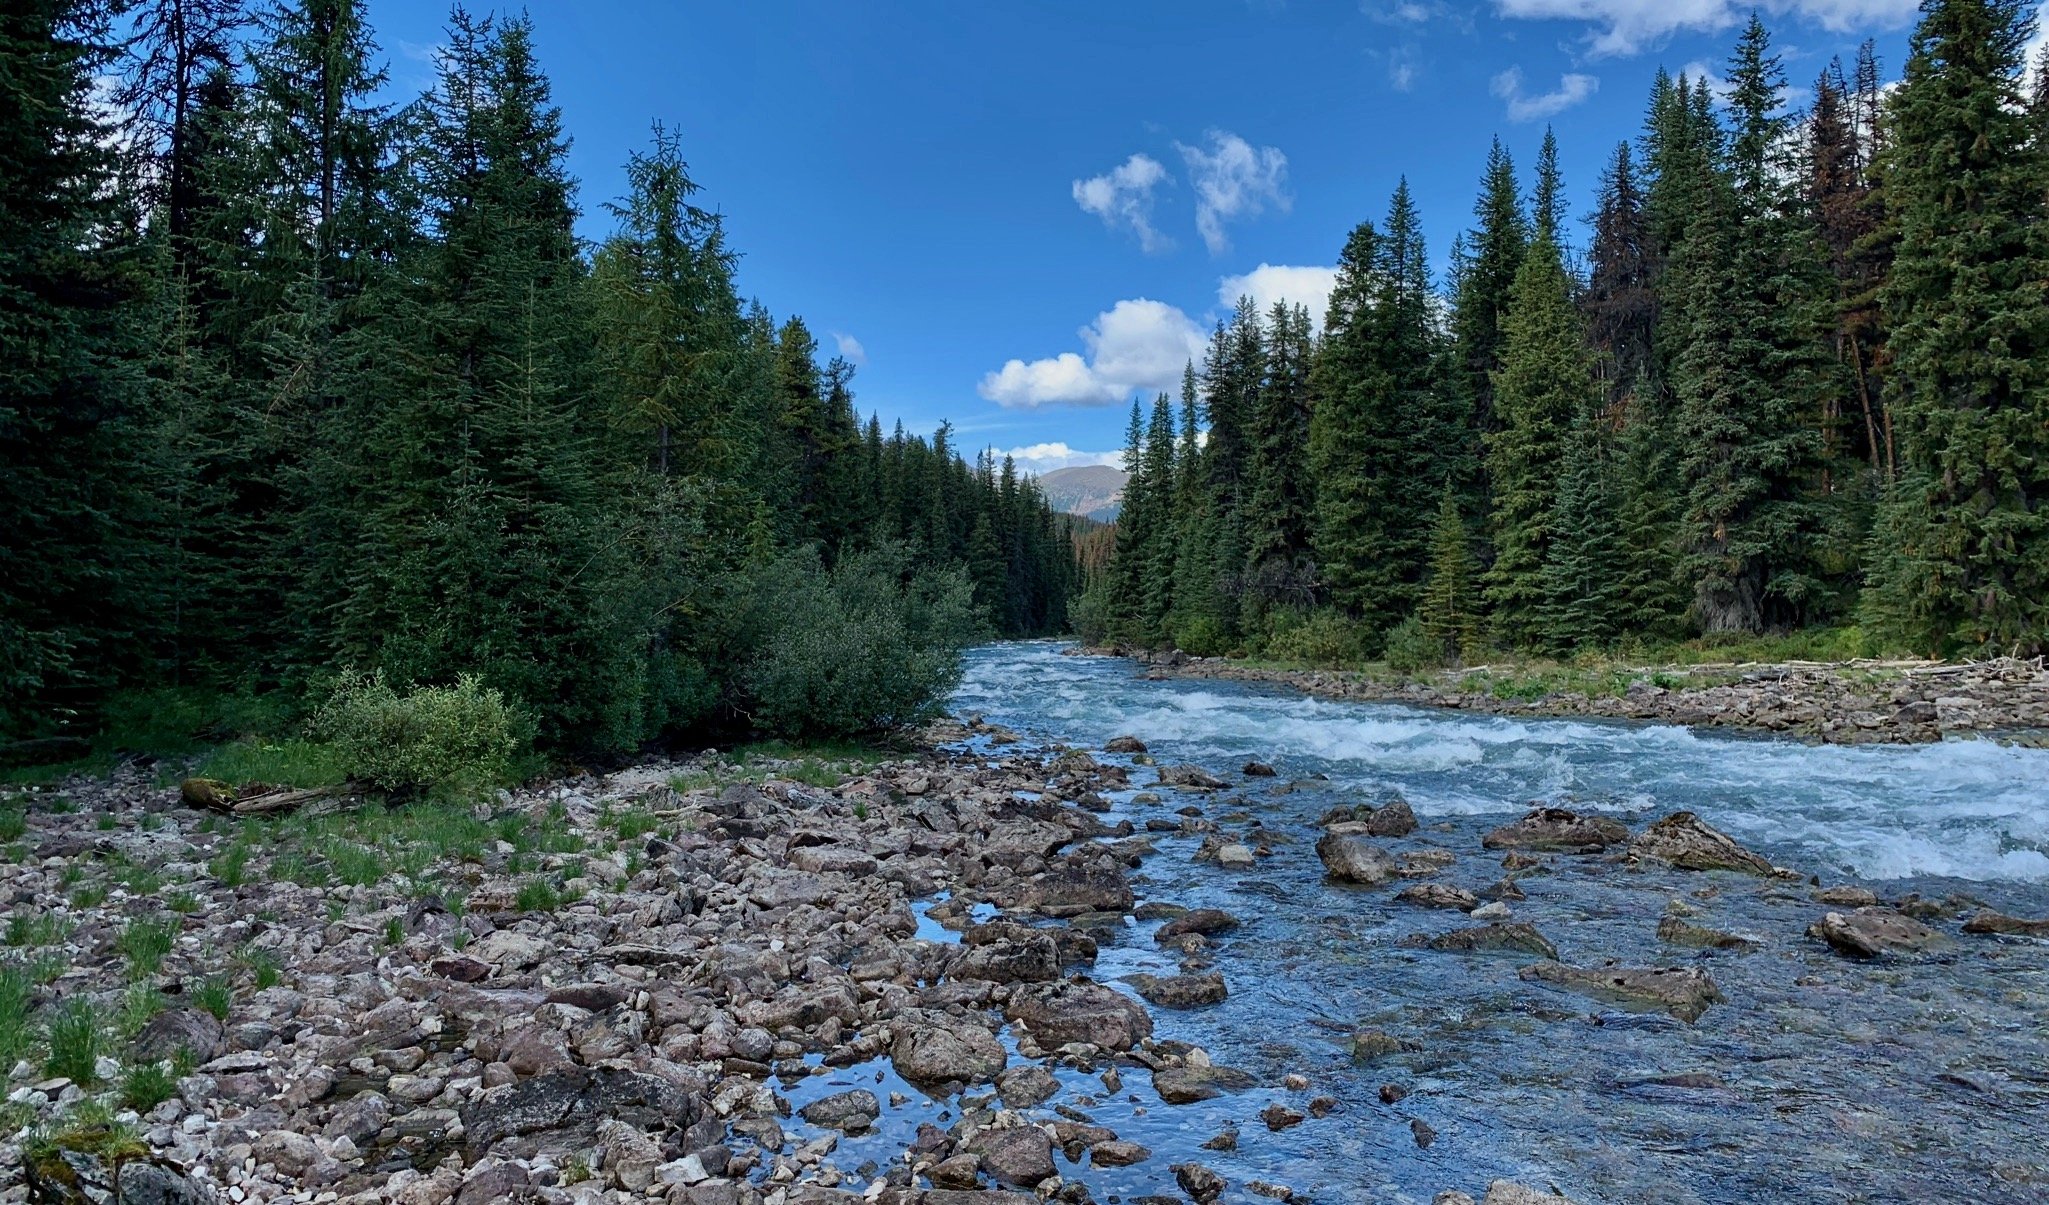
[978,298,1207,410]
[994,443,1127,474]
[1072,153,1173,253]
[1491,66,1600,122]
[1494,0,1919,58]
[831,332,866,365]
[1217,264,1342,332]
[1174,131,1291,255]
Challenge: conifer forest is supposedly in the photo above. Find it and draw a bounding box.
[1083,4,2049,670]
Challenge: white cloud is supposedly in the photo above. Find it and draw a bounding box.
[1217,264,1341,332]
[1491,66,1600,121]
[1072,153,1173,253]
[978,298,1207,410]
[831,332,866,365]
[1174,131,1291,255]
[1494,1,1919,58]
[995,443,1127,474]
[2028,4,2048,72]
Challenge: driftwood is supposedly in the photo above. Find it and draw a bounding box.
[180,777,359,817]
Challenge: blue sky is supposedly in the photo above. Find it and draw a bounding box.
[366,1,2044,474]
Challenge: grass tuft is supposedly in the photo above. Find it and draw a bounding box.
[42,998,102,1084]
[514,877,561,913]
[118,916,180,979]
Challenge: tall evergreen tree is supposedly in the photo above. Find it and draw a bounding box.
[1452,139,1529,449]
[1865,0,2049,652]
[1242,301,1315,618]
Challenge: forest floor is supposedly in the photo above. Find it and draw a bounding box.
[1098,647,2049,746]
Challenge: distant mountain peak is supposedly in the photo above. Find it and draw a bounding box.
[1036,464,1127,522]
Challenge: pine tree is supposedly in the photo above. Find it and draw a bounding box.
[1585,142,1655,408]
[1865,0,2049,652]
[1452,140,1529,452]
[1242,301,1314,619]
[1537,414,1630,651]
[1483,229,1595,645]
[1419,490,1479,659]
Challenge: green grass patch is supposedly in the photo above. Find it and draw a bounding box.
[5,913,69,949]
[119,1060,180,1113]
[0,964,32,1065]
[192,738,349,789]
[192,976,232,1021]
[514,878,561,913]
[670,740,893,795]
[118,916,180,979]
[42,998,102,1083]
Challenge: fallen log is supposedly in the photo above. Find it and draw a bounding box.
[180,777,360,817]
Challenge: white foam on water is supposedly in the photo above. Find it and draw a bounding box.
[954,643,2049,883]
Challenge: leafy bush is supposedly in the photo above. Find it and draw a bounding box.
[1068,580,1116,647]
[314,672,518,794]
[1383,615,1450,674]
[1264,609,1365,667]
[715,545,981,738]
[1171,613,1232,658]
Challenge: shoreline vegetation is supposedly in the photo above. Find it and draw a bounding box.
[1081,644,2049,746]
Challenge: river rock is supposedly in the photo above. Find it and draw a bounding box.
[1395,883,1479,911]
[891,1017,1007,1086]
[1425,922,1559,959]
[1105,735,1149,754]
[1022,863,1133,916]
[1808,909,1944,958]
[1656,915,1759,951]
[1316,833,1397,885]
[948,934,1060,983]
[1155,908,1240,940]
[1158,764,1228,789]
[1243,761,1278,777]
[1814,885,1880,907]
[1005,980,1152,1050]
[1628,812,1774,874]
[1476,1183,1582,1205]
[798,1089,879,1131]
[996,1065,1060,1108]
[1092,1139,1151,1166]
[1518,962,1722,1023]
[1962,908,2049,937]
[1175,1162,1227,1204]
[1481,807,1630,851]
[1131,970,1228,1008]
[1153,1064,1256,1104]
[970,1126,1056,1186]
[1353,799,1418,837]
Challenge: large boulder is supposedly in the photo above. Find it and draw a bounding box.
[1807,909,1944,958]
[1005,980,1152,1050]
[132,1008,226,1064]
[1130,971,1227,1008]
[1157,764,1228,790]
[1481,808,1630,851]
[969,1126,1057,1187]
[1628,812,1774,874]
[890,1016,1007,1087]
[1518,962,1721,1023]
[947,935,1060,984]
[1022,863,1133,916]
[1316,833,1398,885]
[1424,923,1559,959]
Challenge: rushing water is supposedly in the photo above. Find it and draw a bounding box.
[918,642,2049,1204]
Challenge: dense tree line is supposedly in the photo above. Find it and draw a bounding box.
[1,0,1076,752]
[1082,1,2049,662]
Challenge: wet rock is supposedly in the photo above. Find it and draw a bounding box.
[1005,980,1152,1050]
[970,1126,1056,1187]
[1808,909,1944,958]
[1481,1182,1583,1204]
[1174,1162,1227,1204]
[949,934,1060,983]
[1260,1103,1305,1131]
[1398,849,1458,877]
[1349,799,1418,837]
[1411,1118,1437,1148]
[1023,864,1134,916]
[1395,883,1479,911]
[1656,915,1760,951]
[1155,908,1240,940]
[1961,909,2049,938]
[1424,922,1559,959]
[1105,735,1149,754]
[799,1088,879,1132]
[1481,808,1630,852]
[996,1064,1060,1108]
[1379,1083,1407,1103]
[890,1018,1007,1087]
[1131,970,1228,1008]
[1350,1029,1405,1063]
[1814,885,1880,907]
[1316,833,1397,885]
[1628,812,1774,874]
[1519,961,1721,1023]
[1215,842,1257,869]
[1158,763,1229,790]
[928,1154,982,1188]
[1153,1064,1256,1104]
[1243,761,1278,777]
[132,1008,226,1064]
[1092,1139,1151,1166]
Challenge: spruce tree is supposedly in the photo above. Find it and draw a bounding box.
[1451,140,1529,467]
[1866,0,2049,652]
[1242,301,1314,619]
[1537,413,1630,651]
[1419,490,1479,660]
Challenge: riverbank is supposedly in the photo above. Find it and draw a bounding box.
[4,690,2046,1204]
[1087,646,2049,745]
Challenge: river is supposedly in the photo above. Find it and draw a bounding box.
[930,641,2049,1203]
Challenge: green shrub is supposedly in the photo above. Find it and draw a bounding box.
[716,545,980,738]
[1383,615,1450,675]
[514,878,561,913]
[314,672,518,795]
[0,808,23,842]
[1264,609,1365,667]
[191,977,232,1021]
[1170,613,1232,658]
[117,917,180,980]
[120,1061,179,1113]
